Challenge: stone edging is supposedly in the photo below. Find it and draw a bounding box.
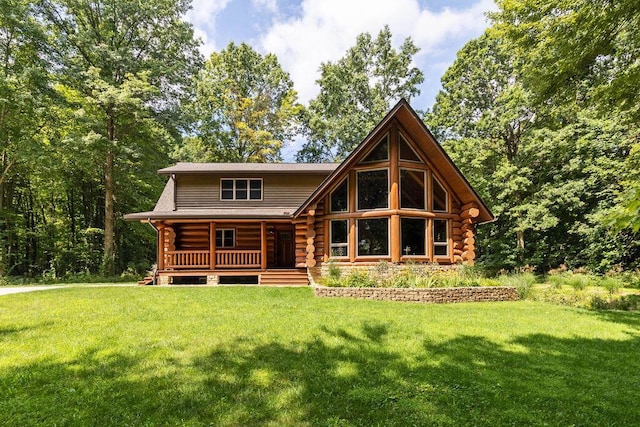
[313,285,519,303]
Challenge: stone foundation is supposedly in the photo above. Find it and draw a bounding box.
[313,285,519,304]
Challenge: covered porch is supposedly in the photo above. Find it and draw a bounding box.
[151,220,307,285]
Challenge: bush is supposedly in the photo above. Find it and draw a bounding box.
[345,271,377,288]
[498,273,537,299]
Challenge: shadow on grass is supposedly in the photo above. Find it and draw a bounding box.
[1,321,640,426]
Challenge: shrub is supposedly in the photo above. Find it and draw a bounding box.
[345,271,377,288]
[498,273,537,299]
[600,277,623,295]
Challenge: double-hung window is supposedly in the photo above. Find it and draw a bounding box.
[433,219,448,256]
[215,229,235,248]
[220,178,262,201]
[330,220,349,257]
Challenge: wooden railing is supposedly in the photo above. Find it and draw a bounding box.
[216,250,261,268]
[165,250,210,269]
[164,249,262,269]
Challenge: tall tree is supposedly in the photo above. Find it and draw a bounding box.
[492,0,640,121]
[298,25,424,162]
[186,42,300,163]
[0,0,50,275]
[38,0,201,275]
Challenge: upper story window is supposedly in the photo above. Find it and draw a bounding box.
[432,176,448,212]
[220,178,262,201]
[400,169,425,210]
[330,178,348,213]
[357,169,388,210]
[360,135,389,163]
[399,135,421,162]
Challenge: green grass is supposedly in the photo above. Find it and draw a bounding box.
[1,287,640,426]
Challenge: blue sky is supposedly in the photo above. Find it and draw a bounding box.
[184,0,497,157]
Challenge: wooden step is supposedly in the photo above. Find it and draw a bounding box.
[260,270,309,286]
[138,276,154,286]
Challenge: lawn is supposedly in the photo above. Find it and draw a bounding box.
[1,287,639,426]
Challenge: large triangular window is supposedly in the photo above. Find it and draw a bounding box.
[360,135,389,164]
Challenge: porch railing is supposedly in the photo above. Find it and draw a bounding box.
[216,250,261,269]
[165,250,210,269]
[164,249,262,270]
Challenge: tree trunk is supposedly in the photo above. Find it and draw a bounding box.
[103,112,116,276]
[516,230,525,263]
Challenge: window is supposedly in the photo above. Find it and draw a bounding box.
[360,135,388,163]
[433,219,448,256]
[401,218,425,256]
[330,178,348,213]
[357,218,389,256]
[357,169,388,210]
[400,169,425,210]
[399,135,421,162]
[215,229,235,248]
[330,220,348,257]
[432,176,448,211]
[220,179,262,201]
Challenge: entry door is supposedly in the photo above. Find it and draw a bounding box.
[275,229,294,268]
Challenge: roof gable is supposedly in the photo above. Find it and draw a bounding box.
[294,99,493,223]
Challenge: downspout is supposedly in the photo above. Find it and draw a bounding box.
[171,173,177,211]
[147,219,159,285]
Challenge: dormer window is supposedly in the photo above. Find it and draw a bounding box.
[220,178,262,201]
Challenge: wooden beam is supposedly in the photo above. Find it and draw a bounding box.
[389,124,399,211]
[349,218,356,262]
[391,214,400,263]
[209,222,216,270]
[260,221,267,270]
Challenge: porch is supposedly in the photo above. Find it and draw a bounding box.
[152,220,308,285]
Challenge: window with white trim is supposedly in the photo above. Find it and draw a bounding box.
[220,178,262,200]
[433,219,448,256]
[357,169,388,210]
[400,169,425,210]
[330,178,348,213]
[330,220,348,257]
[215,229,235,248]
[401,218,425,256]
[432,176,448,212]
[357,218,389,256]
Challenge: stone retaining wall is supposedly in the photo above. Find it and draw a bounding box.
[313,285,519,303]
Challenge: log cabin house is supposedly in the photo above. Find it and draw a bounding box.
[125,99,493,285]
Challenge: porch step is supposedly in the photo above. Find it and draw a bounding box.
[138,276,154,286]
[260,269,309,286]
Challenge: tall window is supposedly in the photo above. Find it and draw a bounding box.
[357,218,389,256]
[330,220,348,257]
[357,169,388,210]
[432,176,448,211]
[220,179,262,200]
[215,229,235,248]
[433,219,448,256]
[400,169,425,210]
[330,178,348,213]
[401,218,425,256]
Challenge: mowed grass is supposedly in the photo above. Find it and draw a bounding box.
[1,287,639,426]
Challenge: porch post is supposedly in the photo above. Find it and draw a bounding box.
[157,223,165,271]
[260,221,267,270]
[210,222,216,270]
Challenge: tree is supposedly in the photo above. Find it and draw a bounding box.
[492,0,640,121]
[187,42,300,163]
[298,26,424,162]
[38,0,201,275]
[0,0,51,275]
[428,32,535,260]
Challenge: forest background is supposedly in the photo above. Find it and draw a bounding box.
[1,0,638,280]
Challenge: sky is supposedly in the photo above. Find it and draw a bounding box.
[184,0,497,158]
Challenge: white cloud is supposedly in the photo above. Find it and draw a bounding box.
[252,0,278,13]
[184,0,232,55]
[260,0,497,104]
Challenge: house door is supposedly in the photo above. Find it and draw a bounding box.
[275,229,294,268]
